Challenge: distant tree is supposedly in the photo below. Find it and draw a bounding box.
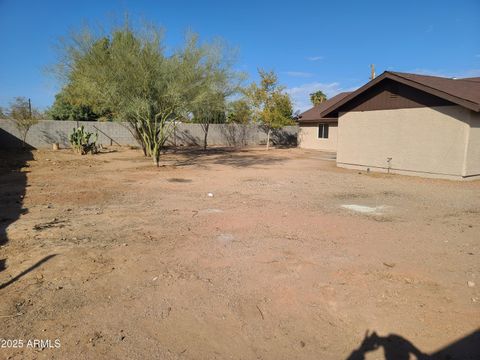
[191,94,227,150]
[227,99,251,124]
[48,91,101,121]
[186,35,243,150]
[310,90,327,106]
[7,97,40,148]
[0,106,6,118]
[246,69,294,150]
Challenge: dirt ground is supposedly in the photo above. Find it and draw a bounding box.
[0,146,479,359]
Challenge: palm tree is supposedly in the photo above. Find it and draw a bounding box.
[309,90,327,106]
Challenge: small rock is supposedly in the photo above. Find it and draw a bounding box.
[57,286,63,290]
[467,281,475,288]
[152,276,158,281]
[207,192,214,197]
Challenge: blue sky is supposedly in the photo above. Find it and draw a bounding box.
[0,0,479,112]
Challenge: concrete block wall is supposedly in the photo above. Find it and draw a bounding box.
[0,119,298,149]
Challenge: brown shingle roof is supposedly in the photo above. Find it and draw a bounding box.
[390,72,480,109]
[320,71,480,117]
[297,92,351,122]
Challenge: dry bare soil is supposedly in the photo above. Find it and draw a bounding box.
[0,147,479,359]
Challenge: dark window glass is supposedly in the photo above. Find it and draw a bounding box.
[318,124,329,139]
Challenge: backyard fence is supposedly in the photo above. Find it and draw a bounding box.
[0,119,298,149]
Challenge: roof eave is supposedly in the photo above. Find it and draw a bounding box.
[297,117,338,123]
[320,71,480,117]
[319,73,389,118]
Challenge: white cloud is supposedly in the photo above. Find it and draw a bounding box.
[282,71,314,78]
[306,56,324,61]
[285,82,357,113]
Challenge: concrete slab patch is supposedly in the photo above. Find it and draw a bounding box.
[341,204,387,215]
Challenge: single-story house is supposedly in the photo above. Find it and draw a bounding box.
[298,71,480,180]
[297,92,351,151]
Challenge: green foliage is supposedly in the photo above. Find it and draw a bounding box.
[227,99,251,124]
[309,90,327,106]
[0,106,6,118]
[48,91,101,121]
[51,21,242,163]
[245,70,294,149]
[7,97,40,147]
[69,126,98,155]
[246,69,294,128]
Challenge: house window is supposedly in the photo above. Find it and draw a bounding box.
[318,123,329,139]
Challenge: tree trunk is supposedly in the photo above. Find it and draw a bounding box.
[129,122,147,156]
[22,130,28,149]
[152,144,160,167]
[173,123,177,152]
[203,123,209,151]
[266,128,271,150]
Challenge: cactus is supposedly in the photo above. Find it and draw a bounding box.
[69,126,98,155]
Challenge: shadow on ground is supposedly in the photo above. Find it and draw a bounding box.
[0,129,34,273]
[0,254,57,290]
[171,147,289,168]
[346,329,480,360]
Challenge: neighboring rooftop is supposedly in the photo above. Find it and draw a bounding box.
[297,92,351,122]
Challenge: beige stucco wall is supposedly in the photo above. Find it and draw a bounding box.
[464,110,480,177]
[298,123,338,151]
[337,105,475,179]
